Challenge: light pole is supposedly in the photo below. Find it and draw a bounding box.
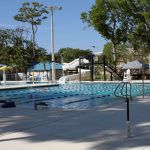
[48,6,62,83]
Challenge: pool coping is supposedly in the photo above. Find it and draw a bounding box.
[0,80,149,91]
[0,83,59,91]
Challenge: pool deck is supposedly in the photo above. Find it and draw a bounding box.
[0,95,150,150]
[0,82,59,90]
[0,79,149,90]
[0,81,150,150]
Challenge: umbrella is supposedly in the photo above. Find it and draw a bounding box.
[0,66,12,85]
[0,66,12,71]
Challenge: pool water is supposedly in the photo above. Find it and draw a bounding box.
[0,83,150,110]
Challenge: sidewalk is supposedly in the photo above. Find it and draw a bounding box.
[0,97,150,150]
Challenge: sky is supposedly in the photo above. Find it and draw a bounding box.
[0,0,107,54]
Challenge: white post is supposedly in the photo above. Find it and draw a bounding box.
[3,70,6,85]
[48,6,62,83]
[51,9,55,83]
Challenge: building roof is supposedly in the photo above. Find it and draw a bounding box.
[29,62,62,71]
[94,52,103,56]
[122,60,148,69]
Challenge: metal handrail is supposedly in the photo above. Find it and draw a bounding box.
[114,81,132,138]
[114,81,132,99]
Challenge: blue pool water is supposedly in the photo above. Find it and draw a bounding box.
[0,83,150,110]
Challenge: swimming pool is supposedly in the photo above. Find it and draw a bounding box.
[0,83,150,110]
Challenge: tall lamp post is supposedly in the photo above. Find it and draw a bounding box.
[48,6,62,83]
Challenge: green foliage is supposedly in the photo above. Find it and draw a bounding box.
[128,0,150,49]
[14,2,48,25]
[115,43,128,63]
[55,48,92,63]
[116,0,150,63]
[0,27,48,72]
[81,0,129,44]
[14,2,49,56]
[81,0,150,66]
[103,42,113,63]
[81,0,129,66]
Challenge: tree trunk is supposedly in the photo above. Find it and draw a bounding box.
[112,43,116,68]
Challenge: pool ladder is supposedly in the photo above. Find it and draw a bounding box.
[114,81,133,138]
[114,81,132,100]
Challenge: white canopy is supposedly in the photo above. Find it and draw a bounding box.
[122,60,148,69]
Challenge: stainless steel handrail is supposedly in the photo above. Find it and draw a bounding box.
[114,81,132,100]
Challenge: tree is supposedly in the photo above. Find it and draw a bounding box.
[103,42,113,63]
[110,0,150,64]
[81,0,130,67]
[127,0,150,46]
[125,0,150,64]
[0,27,48,73]
[0,27,29,71]
[55,48,92,63]
[23,40,48,68]
[103,42,129,64]
[14,2,48,57]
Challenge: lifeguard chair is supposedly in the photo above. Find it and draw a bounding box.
[123,69,131,82]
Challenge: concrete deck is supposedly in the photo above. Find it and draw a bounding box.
[0,83,59,90]
[0,79,149,90]
[0,96,150,150]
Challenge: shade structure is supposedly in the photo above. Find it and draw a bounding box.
[0,66,12,71]
[27,62,62,82]
[122,60,148,69]
[0,65,12,85]
[29,62,62,71]
[122,60,147,99]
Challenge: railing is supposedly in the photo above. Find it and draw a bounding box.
[114,81,132,138]
[114,81,132,100]
[59,69,90,84]
[98,56,123,80]
[105,59,123,80]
